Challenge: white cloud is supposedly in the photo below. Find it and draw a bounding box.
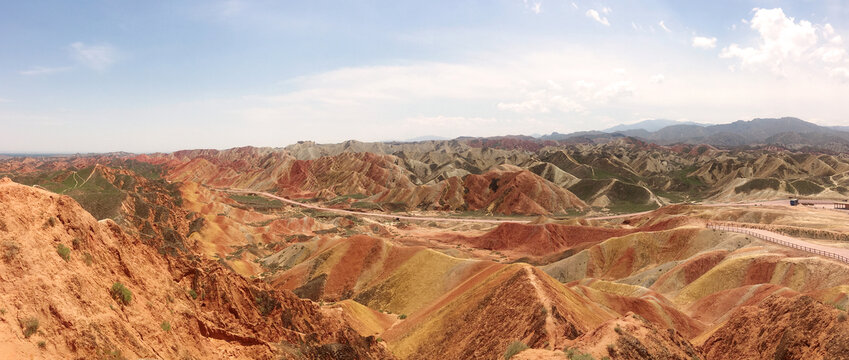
[816,47,846,63]
[658,21,671,33]
[602,7,611,14]
[571,2,578,9]
[69,42,119,70]
[497,93,584,114]
[19,66,72,76]
[523,0,541,14]
[692,36,717,49]
[573,79,634,103]
[585,9,609,26]
[650,74,665,84]
[719,8,820,73]
[593,80,635,102]
[406,115,496,127]
[830,67,849,83]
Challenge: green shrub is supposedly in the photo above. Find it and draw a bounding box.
[71,237,82,250]
[111,282,132,305]
[399,314,407,319]
[37,340,46,349]
[57,244,71,261]
[22,317,39,338]
[504,341,528,359]
[160,321,171,331]
[188,289,198,300]
[83,252,93,266]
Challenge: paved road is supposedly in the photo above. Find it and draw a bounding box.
[708,223,849,264]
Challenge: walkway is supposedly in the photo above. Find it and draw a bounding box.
[707,223,849,264]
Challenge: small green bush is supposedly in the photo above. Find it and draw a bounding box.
[111,282,132,305]
[22,317,39,338]
[504,341,528,359]
[71,237,82,249]
[37,340,46,349]
[160,321,171,331]
[57,244,71,261]
[399,314,407,319]
[188,289,198,300]
[83,252,93,266]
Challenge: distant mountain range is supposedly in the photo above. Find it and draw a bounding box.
[538,117,849,152]
[603,119,706,133]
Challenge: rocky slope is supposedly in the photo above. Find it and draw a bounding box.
[701,295,849,360]
[0,177,391,359]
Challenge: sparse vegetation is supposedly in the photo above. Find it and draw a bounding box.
[96,348,127,360]
[790,179,824,195]
[399,314,407,319]
[229,194,284,211]
[83,252,93,266]
[563,348,595,360]
[110,282,132,305]
[37,340,46,349]
[45,216,58,228]
[57,243,71,261]
[350,201,383,210]
[503,341,528,359]
[254,290,280,316]
[71,237,82,249]
[734,178,780,194]
[21,317,39,338]
[161,321,171,331]
[3,241,20,262]
[188,289,198,300]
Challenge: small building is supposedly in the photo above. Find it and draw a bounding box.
[834,202,849,210]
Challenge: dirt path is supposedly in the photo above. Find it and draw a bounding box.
[77,164,99,188]
[524,266,556,349]
[708,223,849,264]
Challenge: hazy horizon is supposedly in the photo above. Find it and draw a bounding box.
[2,1,849,153]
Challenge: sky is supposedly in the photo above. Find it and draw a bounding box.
[2,0,849,153]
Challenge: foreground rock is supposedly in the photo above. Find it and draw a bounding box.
[0,178,391,359]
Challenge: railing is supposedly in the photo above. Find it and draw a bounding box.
[707,223,849,264]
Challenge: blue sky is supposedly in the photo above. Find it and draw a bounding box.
[2,0,849,153]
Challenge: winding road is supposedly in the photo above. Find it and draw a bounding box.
[226,188,849,264]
